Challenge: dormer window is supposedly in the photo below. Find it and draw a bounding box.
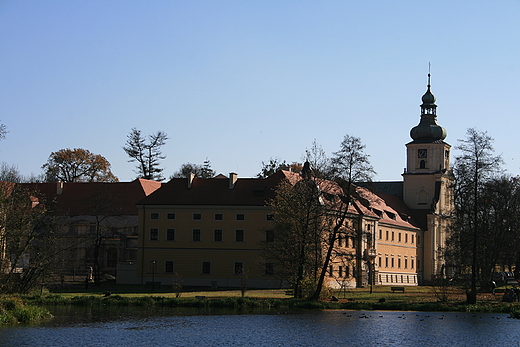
[385,211,396,220]
[373,209,383,218]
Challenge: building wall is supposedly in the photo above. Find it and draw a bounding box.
[374,223,422,285]
[136,205,281,288]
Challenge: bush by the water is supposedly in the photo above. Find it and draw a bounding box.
[0,296,52,324]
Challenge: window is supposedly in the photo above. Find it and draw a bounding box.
[418,190,428,205]
[379,229,382,240]
[391,231,395,241]
[266,214,274,221]
[265,230,275,242]
[167,213,176,220]
[235,229,244,242]
[391,258,395,268]
[345,266,350,277]
[193,213,202,221]
[328,265,334,277]
[214,213,223,221]
[337,234,343,247]
[213,229,223,242]
[265,263,274,276]
[398,233,402,243]
[150,212,159,220]
[404,258,408,269]
[338,266,343,278]
[417,259,421,269]
[166,228,175,241]
[411,259,415,269]
[405,233,408,243]
[236,213,245,221]
[417,235,421,245]
[378,256,382,267]
[202,261,211,274]
[234,262,244,275]
[165,260,174,273]
[398,258,401,269]
[107,248,117,268]
[385,257,389,268]
[150,228,158,241]
[192,229,201,242]
[411,234,415,244]
[385,230,389,240]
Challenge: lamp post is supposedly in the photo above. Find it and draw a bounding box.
[151,260,157,291]
[366,250,377,294]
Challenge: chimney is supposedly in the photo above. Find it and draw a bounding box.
[56,181,63,195]
[229,172,238,189]
[187,173,195,188]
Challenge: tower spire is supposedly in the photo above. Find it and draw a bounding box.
[428,62,431,88]
[409,69,447,143]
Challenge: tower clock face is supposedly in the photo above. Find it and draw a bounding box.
[418,149,427,158]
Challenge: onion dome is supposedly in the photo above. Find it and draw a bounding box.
[410,73,447,143]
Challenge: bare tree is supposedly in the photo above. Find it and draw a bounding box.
[0,183,63,293]
[264,135,374,300]
[309,134,375,300]
[123,128,169,181]
[448,128,503,304]
[303,139,334,179]
[264,176,325,298]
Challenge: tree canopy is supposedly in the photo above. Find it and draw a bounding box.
[257,158,302,178]
[0,120,6,141]
[170,159,216,179]
[42,148,118,183]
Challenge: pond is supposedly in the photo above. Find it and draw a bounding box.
[0,307,519,347]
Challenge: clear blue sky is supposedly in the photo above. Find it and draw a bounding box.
[1,1,519,181]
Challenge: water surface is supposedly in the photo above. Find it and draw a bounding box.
[0,308,518,347]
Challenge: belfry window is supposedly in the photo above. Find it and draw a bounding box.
[418,189,428,205]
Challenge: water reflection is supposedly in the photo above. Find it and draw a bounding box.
[0,308,519,347]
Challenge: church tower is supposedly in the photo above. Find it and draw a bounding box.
[403,72,453,282]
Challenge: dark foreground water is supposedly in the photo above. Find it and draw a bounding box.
[0,307,519,347]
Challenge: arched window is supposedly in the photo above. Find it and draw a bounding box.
[418,189,428,205]
[419,160,426,169]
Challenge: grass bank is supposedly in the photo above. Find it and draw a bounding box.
[20,283,520,317]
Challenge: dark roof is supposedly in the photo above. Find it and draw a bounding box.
[358,181,404,199]
[17,179,161,216]
[138,172,287,207]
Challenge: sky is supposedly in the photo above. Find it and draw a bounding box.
[1,1,519,182]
